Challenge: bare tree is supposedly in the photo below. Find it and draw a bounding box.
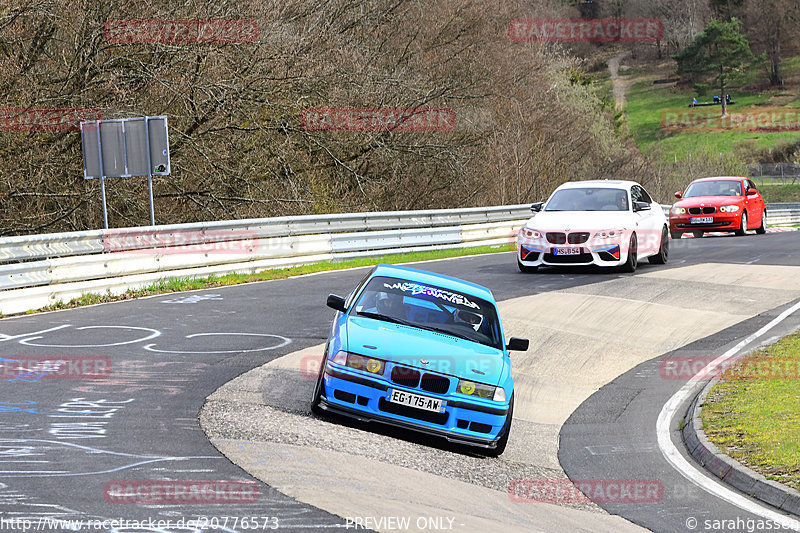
[738,0,800,86]
[0,0,663,235]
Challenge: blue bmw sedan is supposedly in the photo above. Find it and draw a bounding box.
[311,264,528,456]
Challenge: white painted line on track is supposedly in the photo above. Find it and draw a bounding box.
[657,300,800,530]
[143,332,291,354]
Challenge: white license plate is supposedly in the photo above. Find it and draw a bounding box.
[554,247,581,255]
[690,217,713,224]
[387,389,445,413]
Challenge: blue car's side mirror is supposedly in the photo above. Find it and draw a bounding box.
[327,294,346,312]
[506,337,529,351]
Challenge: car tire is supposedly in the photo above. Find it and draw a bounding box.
[756,210,767,234]
[648,227,669,265]
[483,394,513,458]
[735,212,748,236]
[517,260,538,273]
[692,231,704,238]
[310,351,328,415]
[670,230,682,240]
[620,234,638,273]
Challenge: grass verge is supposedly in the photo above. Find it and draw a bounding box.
[28,243,515,315]
[701,331,800,491]
[759,184,800,204]
[624,79,800,160]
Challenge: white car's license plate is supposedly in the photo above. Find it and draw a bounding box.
[387,389,445,413]
[554,247,581,255]
[690,217,713,224]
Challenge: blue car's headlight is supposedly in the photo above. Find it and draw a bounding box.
[331,350,385,376]
[457,379,496,399]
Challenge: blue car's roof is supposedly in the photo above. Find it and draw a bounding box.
[370,264,495,303]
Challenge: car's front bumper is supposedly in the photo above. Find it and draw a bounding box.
[320,365,509,448]
[669,213,739,231]
[517,243,627,268]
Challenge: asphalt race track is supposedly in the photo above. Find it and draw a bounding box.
[0,231,799,533]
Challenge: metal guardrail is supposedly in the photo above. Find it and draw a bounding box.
[0,205,530,264]
[765,203,800,225]
[0,205,531,315]
[0,202,797,316]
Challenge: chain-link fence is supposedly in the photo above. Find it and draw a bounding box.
[748,163,800,185]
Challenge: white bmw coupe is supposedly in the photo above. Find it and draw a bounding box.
[516,180,669,273]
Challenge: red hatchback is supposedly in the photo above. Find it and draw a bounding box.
[670,176,767,239]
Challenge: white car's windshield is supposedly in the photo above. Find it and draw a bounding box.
[353,276,503,349]
[684,180,742,198]
[545,188,629,212]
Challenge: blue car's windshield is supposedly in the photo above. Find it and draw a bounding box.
[545,187,629,212]
[352,276,503,349]
[684,180,742,198]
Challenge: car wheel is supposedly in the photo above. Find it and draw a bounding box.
[692,231,704,238]
[310,351,328,415]
[648,227,669,265]
[670,230,682,240]
[756,210,767,234]
[483,394,513,458]
[517,260,538,273]
[735,212,748,236]
[620,234,638,273]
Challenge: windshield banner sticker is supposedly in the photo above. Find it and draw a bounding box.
[383,282,479,309]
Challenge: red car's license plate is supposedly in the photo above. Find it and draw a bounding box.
[690,217,713,224]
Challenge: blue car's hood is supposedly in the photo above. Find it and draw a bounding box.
[344,316,506,385]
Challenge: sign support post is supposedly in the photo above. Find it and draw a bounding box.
[93,123,109,229]
[100,177,109,230]
[144,117,155,226]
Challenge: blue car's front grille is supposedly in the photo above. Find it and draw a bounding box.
[420,373,450,394]
[391,366,420,387]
